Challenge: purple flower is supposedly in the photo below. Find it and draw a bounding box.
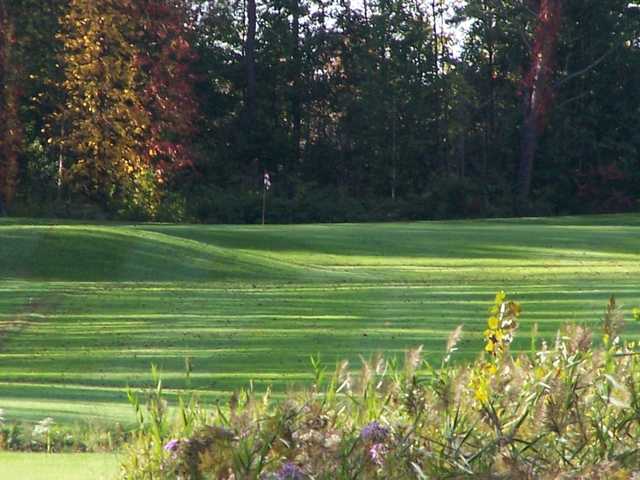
[360,421,389,443]
[276,462,305,480]
[369,443,386,466]
[163,439,180,453]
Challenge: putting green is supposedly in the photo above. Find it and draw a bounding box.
[1,215,639,426]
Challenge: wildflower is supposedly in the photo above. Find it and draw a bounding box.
[360,421,389,443]
[324,433,341,449]
[483,363,497,375]
[470,373,490,403]
[633,307,640,321]
[163,439,180,453]
[369,443,386,466]
[276,462,305,480]
[33,417,54,437]
[483,291,520,357]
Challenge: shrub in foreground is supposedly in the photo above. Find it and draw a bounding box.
[0,414,128,453]
[121,294,640,479]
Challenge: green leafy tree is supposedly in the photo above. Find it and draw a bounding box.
[540,0,640,212]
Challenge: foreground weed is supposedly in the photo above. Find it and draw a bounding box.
[120,293,640,479]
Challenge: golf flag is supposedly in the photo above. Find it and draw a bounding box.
[264,171,271,191]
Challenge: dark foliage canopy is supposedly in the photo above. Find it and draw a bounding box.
[1,0,639,221]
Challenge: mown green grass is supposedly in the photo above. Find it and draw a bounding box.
[0,452,119,480]
[1,215,639,426]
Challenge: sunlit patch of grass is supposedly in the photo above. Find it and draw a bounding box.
[0,214,639,426]
[0,452,119,480]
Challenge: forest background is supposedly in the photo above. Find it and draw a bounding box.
[1,0,639,223]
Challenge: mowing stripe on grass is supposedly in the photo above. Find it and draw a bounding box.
[0,215,639,425]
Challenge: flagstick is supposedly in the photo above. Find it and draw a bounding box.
[262,171,271,225]
[262,185,266,225]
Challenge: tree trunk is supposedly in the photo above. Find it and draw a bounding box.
[391,96,397,200]
[292,0,302,165]
[245,0,257,128]
[516,88,539,215]
[57,124,64,196]
[515,0,561,215]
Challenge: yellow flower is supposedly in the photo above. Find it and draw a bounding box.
[475,388,488,403]
[495,290,506,305]
[484,363,497,375]
[472,376,490,403]
[487,316,499,329]
[485,342,495,353]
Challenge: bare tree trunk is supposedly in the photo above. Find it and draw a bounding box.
[58,125,64,195]
[515,0,561,215]
[292,0,302,165]
[454,100,467,178]
[458,133,465,178]
[245,0,257,127]
[431,0,438,76]
[516,87,540,214]
[391,96,397,200]
[431,0,443,171]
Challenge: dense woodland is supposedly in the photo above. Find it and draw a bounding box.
[0,0,639,222]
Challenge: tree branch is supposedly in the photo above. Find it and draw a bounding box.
[554,45,617,89]
[556,91,589,110]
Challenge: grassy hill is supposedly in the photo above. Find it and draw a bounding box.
[1,215,640,426]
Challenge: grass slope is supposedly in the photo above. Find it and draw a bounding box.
[1,215,639,426]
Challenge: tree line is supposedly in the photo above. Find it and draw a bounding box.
[0,0,639,222]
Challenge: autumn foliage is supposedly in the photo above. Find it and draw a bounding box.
[138,0,199,178]
[1,0,639,220]
[0,2,22,210]
[48,0,198,216]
